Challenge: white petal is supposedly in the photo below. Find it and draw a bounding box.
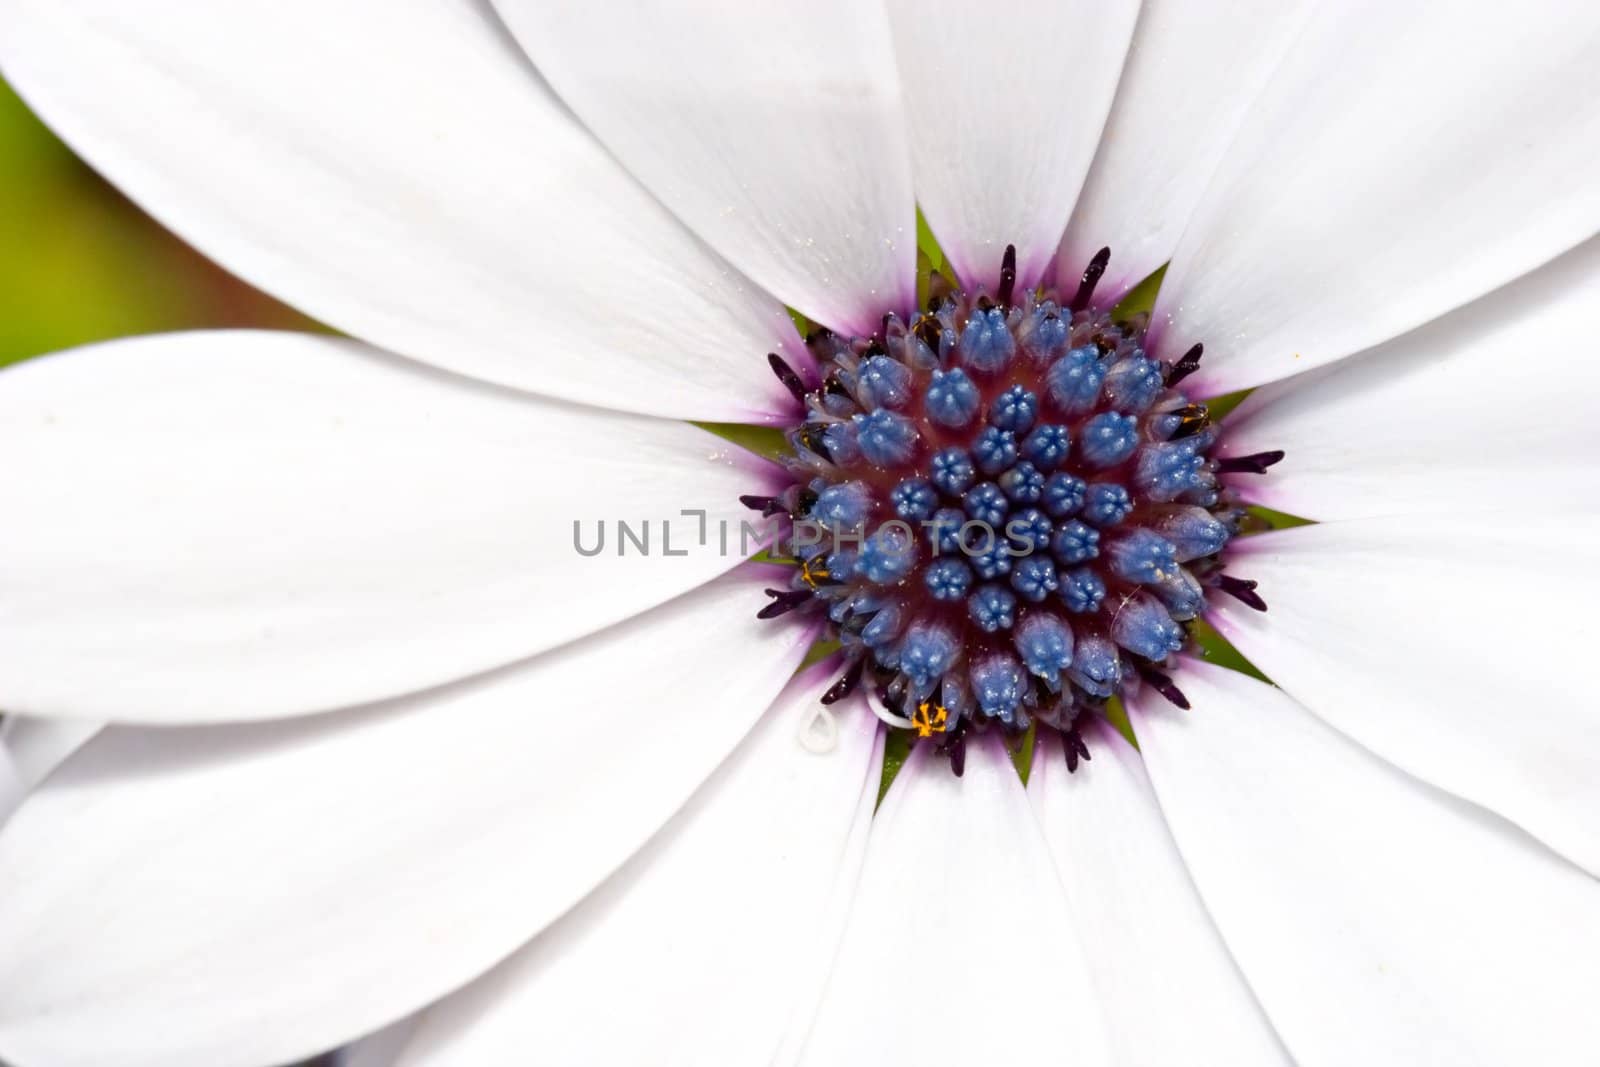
[1224,235,1600,521]
[1029,727,1288,1066]
[1130,662,1600,1066]
[1216,516,1600,876]
[0,0,802,421]
[344,1019,420,1067]
[1056,0,1317,299]
[399,662,882,1067]
[0,749,17,824]
[0,568,817,1067]
[1153,2,1600,394]
[493,0,916,337]
[886,0,1139,291]
[0,332,778,723]
[800,735,1113,1067]
[0,718,100,792]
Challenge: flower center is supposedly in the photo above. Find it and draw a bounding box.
[748,247,1280,773]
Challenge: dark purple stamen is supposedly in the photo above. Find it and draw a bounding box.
[996,244,1018,308]
[821,657,864,706]
[738,493,788,518]
[1216,574,1268,612]
[1061,727,1092,773]
[768,352,809,404]
[1169,403,1211,440]
[1136,663,1191,710]
[757,588,812,620]
[1070,246,1111,310]
[1166,343,1204,386]
[944,731,968,778]
[1217,450,1286,475]
[797,425,835,464]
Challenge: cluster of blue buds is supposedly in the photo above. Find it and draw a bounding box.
[748,247,1280,773]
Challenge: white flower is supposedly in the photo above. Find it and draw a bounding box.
[1,2,1599,1066]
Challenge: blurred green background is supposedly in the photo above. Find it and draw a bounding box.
[1,77,315,368]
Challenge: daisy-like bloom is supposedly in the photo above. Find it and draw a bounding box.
[2,1,1600,1065]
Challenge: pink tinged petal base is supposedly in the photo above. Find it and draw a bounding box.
[397,662,884,1067]
[1131,662,1600,1065]
[0,568,817,1067]
[885,0,1139,292]
[0,0,802,422]
[1154,1,1600,394]
[1223,234,1600,521]
[492,0,916,337]
[1029,728,1289,1066]
[1215,517,1600,877]
[1056,0,1317,300]
[799,735,1115,1067]
[0,331,780,724]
